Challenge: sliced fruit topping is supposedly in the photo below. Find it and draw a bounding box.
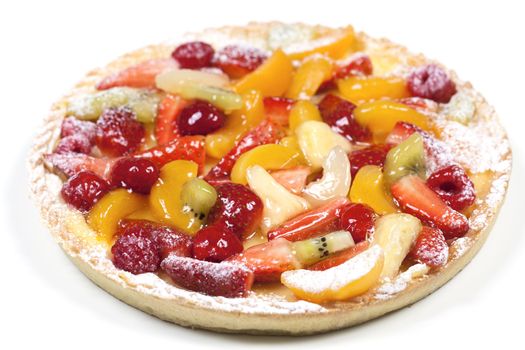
[180,178,217,220]
[109,157,159,194]
[270,166,311,194]
[246,165,310,232]
[337,76,409,103]
[161,254,254,297]
[339,203,375,243]
[192,225,243,262]
[397,97,438,112]
[390,175,469,239]
[135,135,205,170]
[212,45,267,79]
[303,146,351,207]
[61,171,110,213]
[353,100,429,142]
[292,230,355,266]
[349,165,398,215]
[409,226,449,267]
[171,41,215,69]
[226,238,301,283]
[372,213,422,278]
[207,182,263,239]
[286,55,333,99]
[287,26,356,60]
[205,120,284,181]
[234,49,293,96]
[295,120,351,170]
[60,117,97,142]
[96,58,178,90]
[149,160,202,234]
[317,54,373,92]
[349,144,391,178]
[66,87,160,123]
[288,100,322,132]
[55,134,93,155]
[95,107,145,157]
[281,245,384,303]
[111,223,160,274]
[44,153,113,179]
[384,121,425,146]
[263,96,294,126]
[383,133,426,188]
[154,94,188,145]
[308,241,370,271]
[87,188,148,242]
[318,94,370,143]
[407,64,457,103]
[427,165,476,211]
[230,144,302,184]
[176,100,226,136]
[267,198,350,242]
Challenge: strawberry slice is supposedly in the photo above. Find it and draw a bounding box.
[318,54,373,93]
[161,254,254,297]
[204,120,284,182]
[390,175,469,239]
[348,144,391,178]
[270,166,311,194]
[226,238,301,283]
[44,153,114,179]
[385,121,426,146]
[96,58,178,90]
[267,198,350,242]
[134,135,205,170]
[409,226,449,267]
[154,94,188,145]
[263,97,295,127]
[307,241,369,271]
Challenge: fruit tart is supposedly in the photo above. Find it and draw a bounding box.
[29,22,511,335]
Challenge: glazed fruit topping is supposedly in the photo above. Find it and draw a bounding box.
[61,170,110,213]
[212,45,267,79]
[383,133,426,187]
[46,153,113,179]
[348,144,391,178]
[263,97,294,127]
[318,94,371,143]
[207,182,263,238]
[339,203,375,243]
[409,226,449,267]
[180,178,217,220]
[171,41,215,69]
[177,100,226,136]
[135,135,205,170]
[95,107,145,157]
[308,241,369,271]
[60,116,97,142]
[192,225,243,262]
[318,54,373,92]
[427,165,476,211]
[109,157,159,194]
[55,134,93,155]
[161,254,254,297]
[154,94,188,145]
[407,64,457,103]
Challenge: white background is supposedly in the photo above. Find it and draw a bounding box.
[1,0,524,348]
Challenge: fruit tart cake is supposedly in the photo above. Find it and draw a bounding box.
[29,22,511,335]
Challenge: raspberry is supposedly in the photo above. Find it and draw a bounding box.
[61,171,110,213]
[60,117,97,143]
[55,134,93,155]
[409,226,449,267]
[339,203,375,243]
[95,107,145,156]
[109,157,159,194]
[427,165,476,211]
[177,100,226,136]
[192,225,243,262]
[111,226,160,275]
[348,144,391,178]
[171,41,214,69]
[407,64,457,103]
[212,45,267,79]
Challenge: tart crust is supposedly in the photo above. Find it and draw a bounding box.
[28,22,512,335]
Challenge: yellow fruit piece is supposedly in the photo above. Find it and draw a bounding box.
[286,56,333,99]
[149,160,201,234]
[281,245,384,303]
[205,90,265,159]
[337,76,410,103]
[279,136,307,164]
[140,123,157,151]
[234,49,293,96]
[288,100,323,132]
[87,189,148,243]
[350,165,398,215]
[125,206,158,222]
[288,26,356,61]
[354,100,430,142]
[231,144,303,184]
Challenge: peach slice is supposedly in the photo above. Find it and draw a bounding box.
[288,100,323,132]
[337,76,410,103]
[286,56,333,99]
[349,165,398,215]
[281,245,384,303]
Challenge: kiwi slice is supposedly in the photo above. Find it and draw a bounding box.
[180,178,218,221]
[177,84,243,111]
[292,231,355,266]
[383,132,426,187]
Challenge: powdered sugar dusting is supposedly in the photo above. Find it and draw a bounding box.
[373,264,430,299]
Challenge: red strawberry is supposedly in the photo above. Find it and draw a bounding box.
[154,94,188,145]
[270,166,311,194]
[397,97,438,112]
[427,165,476,211]
[212,45,267,79]
[96,58,178,90]
[385,121,426,146]
[391,175,469,239]
[226,238,300,283]
[204,120,284,182]
[267,198,350,242]
[44,153,114,179]
[161,254,254,297]
[263,97,295,126]
[348,144,391,178]
[308,241,370,271]
[318,55,373,93]
[134,135,205,170]
[192,225,243,262]
[409,226,449,267]
[339,203,376,243]
[60,117,97,143]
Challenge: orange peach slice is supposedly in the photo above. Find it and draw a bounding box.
[286,56,333,99]
[337,76,409,103]
[349,165,398,215]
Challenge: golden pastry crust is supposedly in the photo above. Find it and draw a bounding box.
[28,22,512,335]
